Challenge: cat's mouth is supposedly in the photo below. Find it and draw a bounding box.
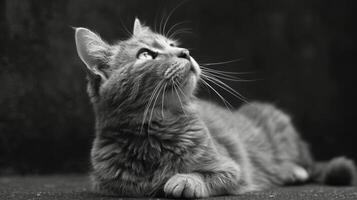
[178,58,200,95]
[162,56,200,97]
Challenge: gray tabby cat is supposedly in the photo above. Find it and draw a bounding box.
[74,18,357,198]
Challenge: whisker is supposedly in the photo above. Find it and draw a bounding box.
[198,78,213,95]
[201,68,240,79]
[161,83,167,118]
[140,81,163,135]
[169,27,192,38]
[202,74,248,103]
[169,28,193,39]
[159,10,167,35]
[140,83,159,135]
[147,83,164,134]
[205,75,247,100]
[154,13,158,33]
[199,58,243,66]
[163,0,188,36]
[200,78,233,111]
[202,70,259,82]
[174,81,189,100]
[172,80,187,116]
[119,18,132,37]
[202,71,241,81]
[200,66,254,75]
[154,4,165,33]
[166,20,190,39]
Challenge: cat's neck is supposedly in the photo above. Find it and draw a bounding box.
[94,100,204,138]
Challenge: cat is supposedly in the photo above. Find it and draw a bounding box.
[74,18,357,198]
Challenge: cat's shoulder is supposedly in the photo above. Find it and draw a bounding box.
[238,101,292,123]
[193,99,227,114]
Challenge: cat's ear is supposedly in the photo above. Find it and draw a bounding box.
[133,18,143,35]
[75,27,110,80]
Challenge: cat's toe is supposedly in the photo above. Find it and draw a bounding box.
[292,166,309,182]
[164,173,208,198]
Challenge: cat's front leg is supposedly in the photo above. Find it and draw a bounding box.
[164,158,245,198]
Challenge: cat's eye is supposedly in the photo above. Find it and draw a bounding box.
[137,48,158,60]
[169,43,175,47]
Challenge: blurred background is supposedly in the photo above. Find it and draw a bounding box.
[0,0,356,174]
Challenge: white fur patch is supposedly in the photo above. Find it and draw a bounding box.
[293,166,309,181]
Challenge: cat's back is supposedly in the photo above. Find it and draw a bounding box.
[194,100,306,167]
[194,99,256,141]
[193,99,256,161]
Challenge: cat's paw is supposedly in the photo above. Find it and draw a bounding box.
[292,165,309,182]
[164,173,209,198]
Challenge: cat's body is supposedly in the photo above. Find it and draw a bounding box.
[75,19,356,198]
[90,98,312,197]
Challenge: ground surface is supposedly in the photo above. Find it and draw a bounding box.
[1,175,357,200]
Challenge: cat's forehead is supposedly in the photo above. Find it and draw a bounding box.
[133,33,177,49]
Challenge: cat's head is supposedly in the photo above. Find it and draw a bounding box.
[75,18,201,116]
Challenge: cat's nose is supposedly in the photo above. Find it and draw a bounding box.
[177,49,190,60]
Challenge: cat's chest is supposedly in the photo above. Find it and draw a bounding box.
[123,136,195,165]
[101,134,199,175]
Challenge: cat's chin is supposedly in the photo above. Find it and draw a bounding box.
[189,56,201,76]
[184,71,198,94]
[180,56,200,95]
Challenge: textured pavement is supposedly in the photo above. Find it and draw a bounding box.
[1,175,357,200]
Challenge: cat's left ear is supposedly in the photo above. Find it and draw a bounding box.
[75,27,111,80]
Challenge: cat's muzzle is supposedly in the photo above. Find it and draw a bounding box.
[163,60,191,80]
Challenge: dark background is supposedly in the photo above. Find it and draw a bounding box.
[0,0,356,174]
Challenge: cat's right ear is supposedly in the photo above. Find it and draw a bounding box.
[75,28,110,80]
[133,18,142,36]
